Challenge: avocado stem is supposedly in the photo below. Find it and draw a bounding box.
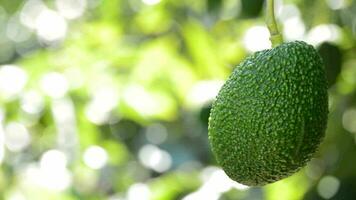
[266,0,283,47]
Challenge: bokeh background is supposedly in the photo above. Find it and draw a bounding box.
[0,0,355,199]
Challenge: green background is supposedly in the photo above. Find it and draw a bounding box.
[0,0,355,199]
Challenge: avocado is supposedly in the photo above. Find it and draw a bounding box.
[208,41,328,186]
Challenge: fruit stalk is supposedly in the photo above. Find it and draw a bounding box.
[266,0,283,47]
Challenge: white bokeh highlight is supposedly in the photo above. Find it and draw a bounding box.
[56,0,87,19]
[40,72,69,98]
[20,150,72,191]
[35,9,67,42]
[138,144,172,173]
[4,122,31,152]
[326,0,347,10]
[142,0,161,6]
[20,0,47,29]
[183,167,249,200]
[127,183,151,200]
[317,176,340,199]
[20,90,44,114]
[0,65,28,100]
[187,81,224,107]
[307,24,341,46]
[243,26,271,52]
[83,145,108,169]
[145,123,168,144]
[85,86,119,125]
[342,108,356,133]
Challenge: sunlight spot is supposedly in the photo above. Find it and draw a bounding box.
[4,122,31,152]
[342,108,356,133]
[7,191,26,200]
[21,90,44,114]
[20,0,47,29]
[138,144,172,173]
[142,0,161,6]
[326,0,347,10]
[85,86,118,124]
[307,24,341,46]
[0,112,5,165]
[183,167,249,200]
[35,9,67,42]
[56,0,87,19]
[283,16,305,41]
[108,194,124,200]
[317,176,340,199]
[83,145,108,169]
[305,159,325,180]
[145,123,168,144]
[40,149,67,171]
[6,15,32,43]
[38,150,72,190]
[0,65,28,100]
[40,72,69,98]
[127,183,151,200]
[187,81,224,107]
[243,26,270,52]
[278,4,300,20]
[52,98,78,155]
[123,85,158,116]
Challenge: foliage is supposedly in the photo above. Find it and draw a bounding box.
[0,0,355,199]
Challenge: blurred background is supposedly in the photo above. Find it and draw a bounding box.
[0,0,355,199]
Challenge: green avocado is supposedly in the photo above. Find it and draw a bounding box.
[208,41,328,186]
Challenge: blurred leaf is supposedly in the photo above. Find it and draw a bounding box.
[317,42,342,87]
[240,0,264,18]
[182,20,228,79]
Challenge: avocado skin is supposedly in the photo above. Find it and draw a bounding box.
[208,41,328,186]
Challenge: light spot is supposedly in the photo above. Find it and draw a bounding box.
[35,9,67,42]
[305,159,325,180]
[0,111,5,164]
[56,0,87,19]
[51,98,78,155]
[138,144,172,173]
[6,15,32,43]
[122,85,158,116]
[243,26,271,52]
[283,16,305,41]
[40,72,69,98]
[4,122,31,152]
[342,108,356,133]
[326,0,347,10]
[20,90,44,114]
[85,102,110,125]
[127,183,151,200]
[108,194,124,200]
[83,145,108,169]
[20,0,47,29]
[6,191,26,200]
[145,123,168,144]
[278,4,300,20]
[85,86,118,124]
[317,176,340,199]
[187,81,224,107]
[183,167,249,200]
[307,24,341,46]
[0,65,28,100]
[37,149,72,191]
[40,149,67,171]
[142,0,161,6]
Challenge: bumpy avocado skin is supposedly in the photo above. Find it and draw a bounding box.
[208,41,328,186]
